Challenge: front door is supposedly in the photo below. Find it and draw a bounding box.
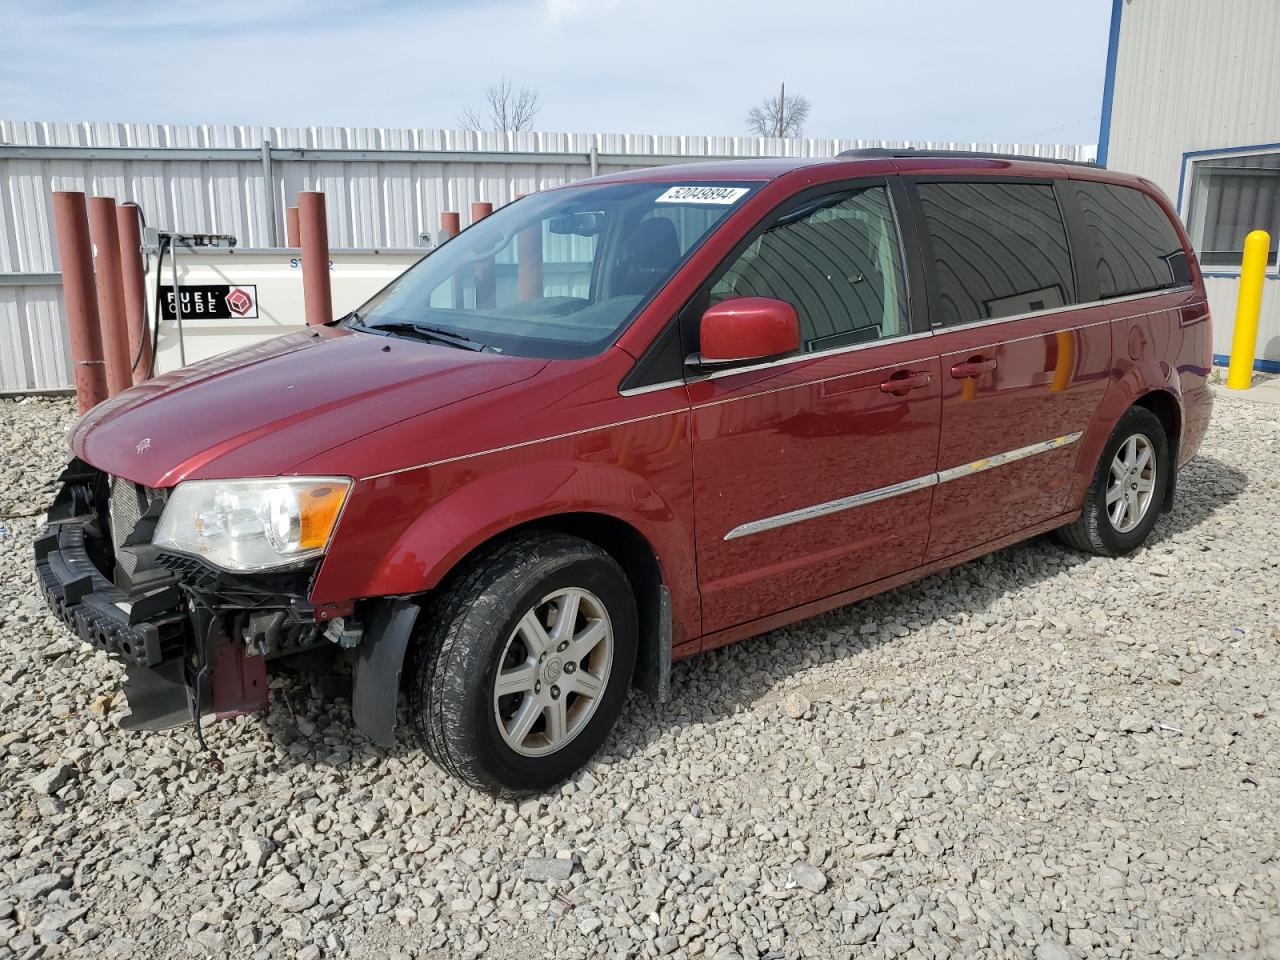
[905,177,1113,560]
[685,181,942,636]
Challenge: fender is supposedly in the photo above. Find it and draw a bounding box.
[311,456,700,644]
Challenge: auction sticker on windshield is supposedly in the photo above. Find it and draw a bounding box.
[655,185,751,204]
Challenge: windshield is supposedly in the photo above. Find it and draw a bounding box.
[351,180,757,358]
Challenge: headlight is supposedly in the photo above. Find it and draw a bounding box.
[153,477,351,572]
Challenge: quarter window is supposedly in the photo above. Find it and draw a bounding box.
[916,181,1075,325]
[1186,151,1280,269]
[710,185,908,352]
[1074,181,1192,297]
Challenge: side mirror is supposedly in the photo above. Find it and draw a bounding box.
[694,297,800,368]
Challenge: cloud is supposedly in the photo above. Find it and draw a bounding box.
[0,0,1111,144]
[544,0,620,23]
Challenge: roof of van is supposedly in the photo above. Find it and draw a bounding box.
[589,153,1146,188]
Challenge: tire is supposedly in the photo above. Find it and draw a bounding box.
[408,531,637,798]
[1056,406,1170,557]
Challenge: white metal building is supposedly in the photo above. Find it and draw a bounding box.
[1100,0,1280,370]
[0,125,1095,393]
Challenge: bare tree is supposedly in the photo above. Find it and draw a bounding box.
[746,81,811,138]
[459,78,542,132]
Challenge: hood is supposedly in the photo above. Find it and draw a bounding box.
[72,327,548,487]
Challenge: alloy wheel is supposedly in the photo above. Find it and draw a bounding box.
[492,587,614,757]
[1106,434,1156,533]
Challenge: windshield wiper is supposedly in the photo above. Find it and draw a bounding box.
[358,320,487,352]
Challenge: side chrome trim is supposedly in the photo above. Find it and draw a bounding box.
[724,473,938,540]
[930,286,1194,336]
[722,431,1084,540]
[935,431,1083,483]
[1103,285,1195,307]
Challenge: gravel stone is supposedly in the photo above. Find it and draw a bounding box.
[789,863,827,892]
[259,871,300,905]
[953,746,980,769]
[854,841,896,860]
[1035,943,1075,960]
[1118,713,1152,733]
[522,857,573,882]
[241,834,274,869]
[782,691,811,719]
[8,874,68,901]
[1,393,1278,957]
[29,762,74,796]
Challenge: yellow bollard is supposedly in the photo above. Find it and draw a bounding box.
[1226,229,1271,390]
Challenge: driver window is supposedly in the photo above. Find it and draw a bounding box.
[711,185,907,352]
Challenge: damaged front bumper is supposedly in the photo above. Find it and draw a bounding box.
[33,461,316,731]
[34,460,419,746]
[36,519,185,668]
[35,515,198,730]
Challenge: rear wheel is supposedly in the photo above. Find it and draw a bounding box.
[1056,406,1169,556]
[408,531,637,797]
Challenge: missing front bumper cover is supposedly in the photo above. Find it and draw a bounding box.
[36,467,404,746]
[35,522,186,666]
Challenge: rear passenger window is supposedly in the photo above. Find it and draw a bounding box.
[916,182,1076,325]
[710,185,907,352]
[1072,181,1191,298]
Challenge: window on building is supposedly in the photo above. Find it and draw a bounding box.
[915,181,1076,325]
[710,185,908,352]
[1187,151,1280,269]
[1073,181,1191,298]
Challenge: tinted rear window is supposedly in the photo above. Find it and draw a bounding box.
[1072,181,1191,298]
[916,181,1076,326]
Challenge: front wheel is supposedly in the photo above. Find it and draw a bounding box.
[408,531,637,797]
[1056,405,1170,556]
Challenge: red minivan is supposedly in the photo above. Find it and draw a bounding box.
[36,151,1214,795]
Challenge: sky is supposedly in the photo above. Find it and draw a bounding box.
[0,0,1113,145]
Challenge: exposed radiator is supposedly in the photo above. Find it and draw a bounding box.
[107,476,147,581]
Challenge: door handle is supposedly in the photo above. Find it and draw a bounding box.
[879,370,933,394]
[950,357,997,378]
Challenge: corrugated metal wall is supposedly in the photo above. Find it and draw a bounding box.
[1105,0,1280,363]
[0,120,1096,391]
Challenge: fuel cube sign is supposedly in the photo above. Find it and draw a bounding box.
[160,284,259,320]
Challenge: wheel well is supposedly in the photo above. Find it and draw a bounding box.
[1131,389,1181,510]
[1132,389,1181,447]
[473,513,669,700]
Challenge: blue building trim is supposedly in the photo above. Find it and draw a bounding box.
[1175,141,1280,211]
[1213,354,1280,374]
[1096,0,1124,168]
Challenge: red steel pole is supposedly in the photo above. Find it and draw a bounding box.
[114,203,152,383]
[297,191,333,326]
[440,212,463,307]
[439,211,461,243]
[52,192,108,412]
[87,196,133,396]
[470,202,495,311]
[517,221,543,301]
[286,206,300,247]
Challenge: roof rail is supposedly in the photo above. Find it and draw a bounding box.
[836,147,1100,168]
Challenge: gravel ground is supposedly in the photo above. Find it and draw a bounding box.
[1,393,1278,960]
